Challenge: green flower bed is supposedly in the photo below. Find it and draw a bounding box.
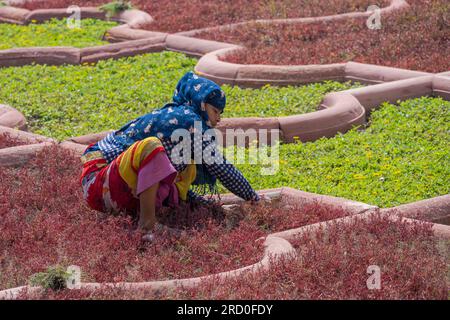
[3,51,446,207]
[0,52,359,140]
[226,96,450,207]
[224,81,361,118]
[0,18,117,50]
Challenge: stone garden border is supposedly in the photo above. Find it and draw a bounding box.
[0,124,56,167]
[2,73,447,150]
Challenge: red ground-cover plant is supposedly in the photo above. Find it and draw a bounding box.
[19,213,448,300]
[1,138,355,298]
[0,144,263,290]
[172,214,449,300]
[198,0,449,73]
[16,0,389,33]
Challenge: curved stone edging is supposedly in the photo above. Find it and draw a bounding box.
[0,104,27,130]
[381,194,450,226]
[270,207,450,241]
[0,141,53,167]
[66,130,114,145]
[0,125,83,167]
[0,124,53,143]
[212,74,448,143]
[193,45,433,88]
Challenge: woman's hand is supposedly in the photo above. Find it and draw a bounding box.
[141,223,185,243]
[250,193,271,205]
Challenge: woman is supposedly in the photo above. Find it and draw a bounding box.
[80,71,260,241]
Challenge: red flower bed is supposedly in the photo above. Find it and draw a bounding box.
[176,214,448,299]
[19,213,448,299]
[1,138,353,299]
[198,0,449,73]
[16,0,389,33]
[0,144,263,289]
[0,132,28,149]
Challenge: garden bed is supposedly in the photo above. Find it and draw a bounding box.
[16,213,449,299]
[173,213,449,300]
[227,96,450,207]
[196,0,449,73]
[0,141,360,296]
[15,0,391,33]
[0,18,117,50]
[0,51,361,140]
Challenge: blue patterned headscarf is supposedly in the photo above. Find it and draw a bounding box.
[170,71,226,118]
[113,71,226,194]
[162,71,226,192]
[169,71,226,192]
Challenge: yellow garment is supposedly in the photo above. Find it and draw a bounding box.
[116,136,196,200]
[175,162,197,201]
[117,137,163,196]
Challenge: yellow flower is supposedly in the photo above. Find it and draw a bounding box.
[31,20,38,23]
[353,174,365,180]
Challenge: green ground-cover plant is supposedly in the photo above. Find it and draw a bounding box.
[0,18,117,50]
[1,52,446,208]
[0,52,359,140]
[224,96,450,207]
[29,266,71,291]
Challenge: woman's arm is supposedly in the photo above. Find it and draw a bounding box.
[138,182,159,232]
[198,139,260,201]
